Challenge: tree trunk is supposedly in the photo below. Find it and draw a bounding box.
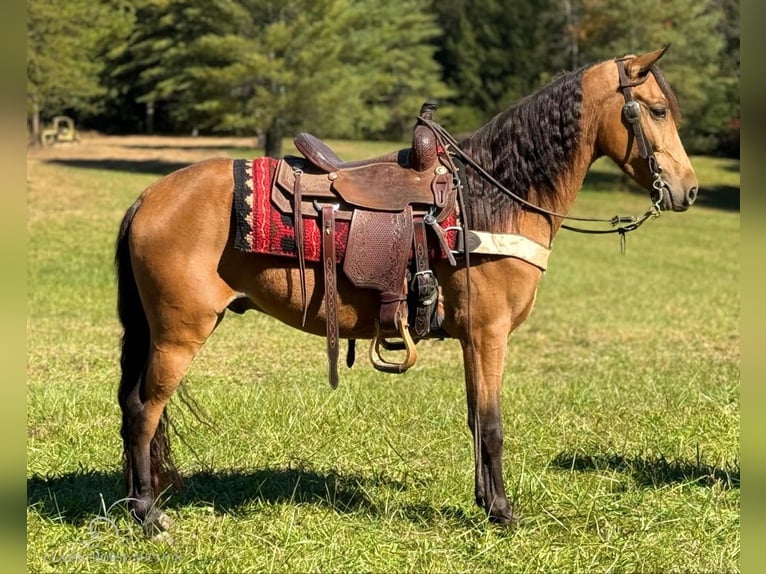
[31,102,41,147]
[146,101,155,134]
[264,120,283,158]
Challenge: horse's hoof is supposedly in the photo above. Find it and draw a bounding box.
[488,508,519,526]
[142,507,172,540]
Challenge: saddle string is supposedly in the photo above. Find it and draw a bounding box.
[292,167,309,327]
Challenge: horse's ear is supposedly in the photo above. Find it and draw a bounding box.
[626,45,670,78]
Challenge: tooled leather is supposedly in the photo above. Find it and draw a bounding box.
[343,208,413,293]
[321,205,339,388]
[272,157,458,223]
[411,124,437,171]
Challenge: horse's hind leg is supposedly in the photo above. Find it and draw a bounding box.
[121,293,228,538]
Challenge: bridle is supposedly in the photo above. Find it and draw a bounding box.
[615,56,668,217]
[420,57,671,241]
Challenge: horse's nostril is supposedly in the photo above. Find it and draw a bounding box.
[687,186,698,205]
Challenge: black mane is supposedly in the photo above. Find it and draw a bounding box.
[459,66,586,233]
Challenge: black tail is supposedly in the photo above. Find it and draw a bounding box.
[115,199,181,494]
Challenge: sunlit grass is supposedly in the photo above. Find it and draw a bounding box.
[27,140,738,573]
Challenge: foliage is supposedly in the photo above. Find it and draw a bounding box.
[431,0,739,154]
[27,0,739,155]
[432,0,569,132]
[103,0,449,153]
[26,0,134,119]
[573,0,736,154]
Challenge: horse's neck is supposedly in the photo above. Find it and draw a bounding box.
[547,98,607,237]
[460,78,603,248]
[506,138,597,248]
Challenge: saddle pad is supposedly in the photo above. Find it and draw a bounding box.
[233,158,350,262]
[232,158,457,262]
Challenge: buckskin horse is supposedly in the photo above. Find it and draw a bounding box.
[115,47,698,536]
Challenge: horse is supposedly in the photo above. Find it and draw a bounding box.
[115,47,698,536]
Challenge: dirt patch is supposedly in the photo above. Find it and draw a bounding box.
[27,133,261,165]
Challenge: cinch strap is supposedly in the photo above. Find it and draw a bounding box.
[450,229,551,271]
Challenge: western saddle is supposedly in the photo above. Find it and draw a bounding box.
[271,103,459,387]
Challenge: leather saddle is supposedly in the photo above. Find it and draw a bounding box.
[271,103,459,387]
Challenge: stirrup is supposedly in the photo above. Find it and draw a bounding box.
[370,318,418,374]
[380,339,407,351]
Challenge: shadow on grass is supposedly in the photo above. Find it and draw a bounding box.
[694,184,740,211]
[119,143,255,152]
[582,169,637,193]
[27,465,411,526]
[116,143,263,159]
[43,158,194,177]
[551,451,740,489]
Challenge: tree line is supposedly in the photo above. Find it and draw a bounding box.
[27,0,739,157]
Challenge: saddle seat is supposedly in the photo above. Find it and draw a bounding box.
[293,132,404,172]
[271,103,459,387]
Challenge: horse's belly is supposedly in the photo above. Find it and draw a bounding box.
[219,251,380,339]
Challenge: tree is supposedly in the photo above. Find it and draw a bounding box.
[26,0,133,142]
[432,0,568,132]
[572,0,733,154]
[106,0,450,156]
[711,0,739,156]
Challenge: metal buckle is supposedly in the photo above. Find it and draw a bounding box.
[410,269,437,301]
[443,226,463,254]
[312,200,339,213]
[623,100,642,124]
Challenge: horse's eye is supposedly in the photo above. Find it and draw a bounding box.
[650,107,667,119]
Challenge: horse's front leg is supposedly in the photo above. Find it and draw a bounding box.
[461,327,517,524]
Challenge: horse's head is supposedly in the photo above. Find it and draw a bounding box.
[591,47,698,212]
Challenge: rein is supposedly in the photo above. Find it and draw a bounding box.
[420,57,671,242]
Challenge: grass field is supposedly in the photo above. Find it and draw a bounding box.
[27,137,739,572]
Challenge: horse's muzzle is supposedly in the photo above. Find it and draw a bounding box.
[661,184,698,212]
[672,185,698,212]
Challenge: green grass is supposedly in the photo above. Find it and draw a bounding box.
[27,142,739,573]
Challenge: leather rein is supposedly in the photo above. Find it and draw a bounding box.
[420,57,671,241]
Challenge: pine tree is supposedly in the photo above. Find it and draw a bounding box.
[106,0,449,156]
[431,0,568,132]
